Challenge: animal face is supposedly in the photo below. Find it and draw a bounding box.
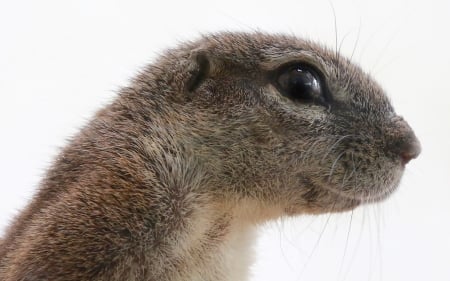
[159,32,421,215]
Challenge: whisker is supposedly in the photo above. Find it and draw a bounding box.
[343,209,366,281]
[348,152,358,181]
[370,29,399,76]
[321,135,353,162]
[374,204,383,281]
[300,134,352,165]
[275,217,296,272]
[328,151,347,181]
[367,205,374,281]
[329,0,340,79]
[338,209,354,281]
[338,31,352,60]
[301,137,327,164]
[349,19,363,64]
[296,204,335,281]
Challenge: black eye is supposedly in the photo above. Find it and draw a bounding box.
[276,65,325,104]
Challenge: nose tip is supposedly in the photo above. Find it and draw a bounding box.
[388,115,421,166]
[399,139,421,165]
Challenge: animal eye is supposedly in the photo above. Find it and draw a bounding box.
[276,65,325,104]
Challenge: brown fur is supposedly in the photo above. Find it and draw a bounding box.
[0,32,420,280]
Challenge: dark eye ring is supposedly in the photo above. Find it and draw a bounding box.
[275,64,327,104]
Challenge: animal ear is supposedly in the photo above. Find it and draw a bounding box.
[185,50,210,93]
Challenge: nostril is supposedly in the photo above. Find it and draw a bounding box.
[400,151,416,165]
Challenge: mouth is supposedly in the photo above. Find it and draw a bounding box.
[321,158,405,204]
[295,164,403,215]
[321,175,401,207]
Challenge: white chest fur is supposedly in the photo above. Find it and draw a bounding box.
[166,207,258,281]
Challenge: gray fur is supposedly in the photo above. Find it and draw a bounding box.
[0,32,420,281]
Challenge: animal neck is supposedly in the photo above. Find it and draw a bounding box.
[161,200,259,281]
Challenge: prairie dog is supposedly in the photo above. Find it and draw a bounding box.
[0,32,420,281]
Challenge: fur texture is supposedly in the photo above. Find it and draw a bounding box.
[0,32,420,280]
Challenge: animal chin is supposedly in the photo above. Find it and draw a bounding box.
[362,167,404,203]
[324,162,405,205]
[321,177,400,208]
[360,181,401,204]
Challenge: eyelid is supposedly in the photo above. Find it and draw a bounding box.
[260,52,328,75]
[281,62,321,76]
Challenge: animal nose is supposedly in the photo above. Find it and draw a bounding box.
[398,136,421,165]
[386,116,421,166]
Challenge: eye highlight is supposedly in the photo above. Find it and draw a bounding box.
[276,64,326,104]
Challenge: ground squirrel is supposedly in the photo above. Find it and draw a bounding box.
[0,32,420,281]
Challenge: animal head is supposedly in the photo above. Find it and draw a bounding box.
[133,32,420,216]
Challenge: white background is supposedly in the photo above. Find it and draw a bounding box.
[0,0,449,280]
